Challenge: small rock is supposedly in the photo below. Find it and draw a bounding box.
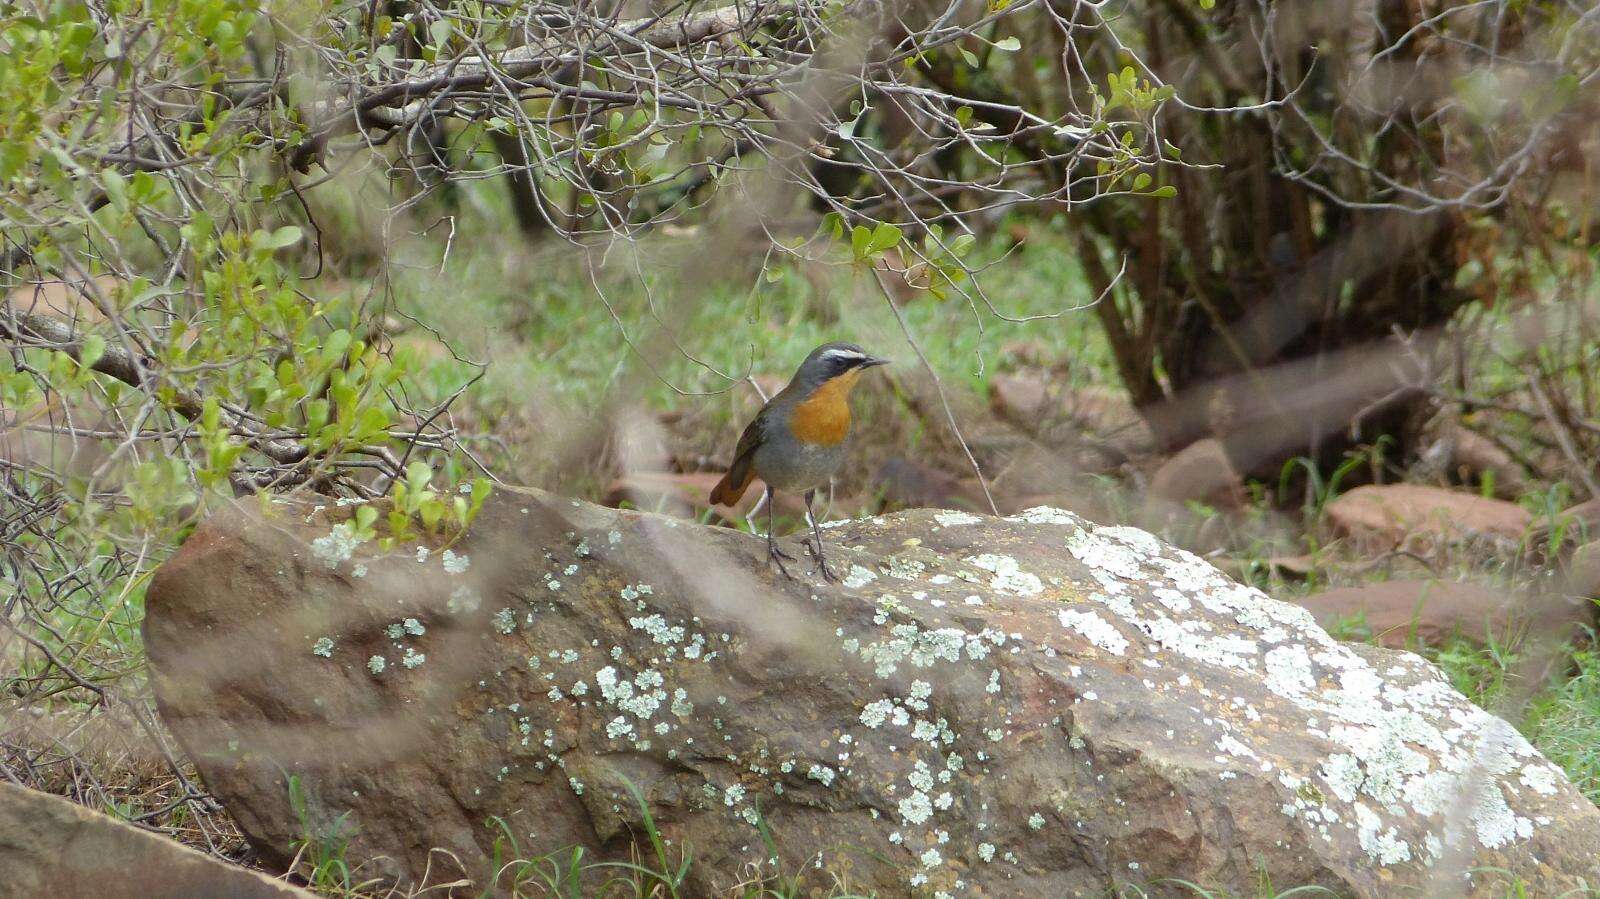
[1325,484,1531,548]
[988,374,1048,425]
[871,458,987,511]
[1297,579,1514,648]
[1299,578,1591,649]
[1146,438,1245,511]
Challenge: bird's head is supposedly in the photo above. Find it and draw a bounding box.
[791,342,889,394]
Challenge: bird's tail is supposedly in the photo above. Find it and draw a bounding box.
[709,454,756,507]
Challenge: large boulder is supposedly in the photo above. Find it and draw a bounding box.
[144,489,1600,897]
[0,781,312,898]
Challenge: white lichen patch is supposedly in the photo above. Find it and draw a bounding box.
[441,549,470,574]
[843,565,878,589]
[965,554,1043,597]
[311,636,335,658]
[934,510,984,527]
[447,585,481,615]
[1006,506,1084,526]
[1057,609,1129,656]
[492,608,518,634]
[310,522,361,569]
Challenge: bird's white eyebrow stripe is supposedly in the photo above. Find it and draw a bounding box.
[819,348,866,362]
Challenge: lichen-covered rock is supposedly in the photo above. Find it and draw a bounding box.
[144,489,1600,897]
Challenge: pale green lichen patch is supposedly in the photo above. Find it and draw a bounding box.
[309,522,361,569]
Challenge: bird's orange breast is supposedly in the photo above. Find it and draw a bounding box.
[788,369,862,446]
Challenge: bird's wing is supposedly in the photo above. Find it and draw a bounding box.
[709,405,772,506]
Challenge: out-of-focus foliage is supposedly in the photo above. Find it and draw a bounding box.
[0,0,1180,845]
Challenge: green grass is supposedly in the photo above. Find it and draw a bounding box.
[303,171,1115,495]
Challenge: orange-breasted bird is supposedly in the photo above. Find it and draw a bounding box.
[710,342,889,580]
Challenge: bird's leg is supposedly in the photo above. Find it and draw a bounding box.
[765,487,796,578]
[744,487,768,536]
[801,489,839,582]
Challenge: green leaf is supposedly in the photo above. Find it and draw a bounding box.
[1199,0,1214,8]
[959,47,979,68]
[305,398,329,435]
[355,505,378,531]
[1132,172,1152,191]
[420,497,444,530]
[406,461,432,493]
[78,334,105,370]
[867,223,902,254]
[428,19,452,46]
[322,328,352,364]
[100,170,129,212]
[201,396,221,432]
[850,225,872,259]
[1150,185,1178,198]
[992,36,1020,52]
[265,225,303,249]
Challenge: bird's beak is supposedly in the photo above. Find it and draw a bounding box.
[861,356,890,369]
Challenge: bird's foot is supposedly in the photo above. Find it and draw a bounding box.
[767,544,797,579]
[801,537,841,583]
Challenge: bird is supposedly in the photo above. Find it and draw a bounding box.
[710,342,889,580]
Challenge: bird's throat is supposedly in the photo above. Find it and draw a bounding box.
[789,370,861,445]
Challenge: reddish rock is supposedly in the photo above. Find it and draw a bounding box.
[871,457,988,511]
[1297,579,1589,649]
[1146,438,1246,511]
[1446,426,1530,499]
[1297,580,1512,648]
[0,782,311,898]
[988,374,1048,424]
[142,492,1600,897]
[1325,484,1531,547]
[1063,386,1155,454]
[1528,498,1600,562]
[1567,541,1600,597]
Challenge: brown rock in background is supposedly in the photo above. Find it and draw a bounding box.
[1326,484,1531,548]
[988,374,1048,425]
[1297,580,1516,648]
[1146,438,1246,511]
[871,457,988,511]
